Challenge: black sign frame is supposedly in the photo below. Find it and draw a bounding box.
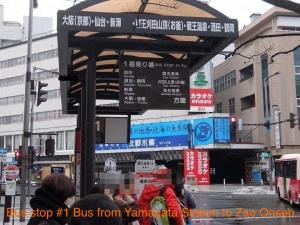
[58,11,238,37]
[119,56,190,110]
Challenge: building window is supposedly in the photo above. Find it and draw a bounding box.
[0,136,4,148]
[240,64,254,82]
[32,69,58,81]
[229,98,235,114]
[214,71,236,94]
[66,130,75,150]
[0,95,24,106]
[13,135,21,150]
[56,131,64,151]
[241,94,256,111]
[294,47,300,117]
[6,135,12,152]
[216,103,222,113]
[0,49,58,69]
[0,75,24,87]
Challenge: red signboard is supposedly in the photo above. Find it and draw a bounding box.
[184,149,210,185]
[184,149,198,178]
[5,164,19,180]
[190,88,214,112]
[197,150,210,185]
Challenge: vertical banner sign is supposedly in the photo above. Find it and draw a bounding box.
[197,150,210,185]
[119,56,189,110]
[189,62,214,112]
[184,149,198,178]
[213,118,230,144]
[274,109,281,149]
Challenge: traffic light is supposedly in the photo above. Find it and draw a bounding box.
[230,116,237,142]
[36,81,48,106]
[45,138,55,156]
[33,0,38,8]
[28,146,35,168]
[289,112,296,128]
[15,147,22,166]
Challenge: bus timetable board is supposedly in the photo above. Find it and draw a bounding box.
[119,56,189,110]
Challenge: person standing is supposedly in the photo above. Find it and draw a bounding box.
[27,174,76,225]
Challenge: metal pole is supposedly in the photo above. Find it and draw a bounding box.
[84,47,96,195]
[80,78,86,197]
[20,0,34,221]
[28,78,36,197]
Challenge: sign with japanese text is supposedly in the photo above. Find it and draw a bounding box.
[5,164,19,180]
[51,166,65,174]
[193,118,214,146]
[58,11,238,37]
[5,180,16,196]
[135,160,156,172]
[213,118,230,144]
[96,120,190,151]
[197,150,210,185]
[189,62,214,112]
[190,89,214,112]
[119,56,189,110]
[184,149,210,185]
[0,147,7,163]
[184,149,198,178]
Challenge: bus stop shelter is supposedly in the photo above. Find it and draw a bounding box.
[57,0,239,196]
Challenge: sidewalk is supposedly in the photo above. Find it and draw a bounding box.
[185,184,276,195]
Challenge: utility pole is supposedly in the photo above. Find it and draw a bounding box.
[20,0,36,222]
[263,72,280,191]
[28,71,36,197]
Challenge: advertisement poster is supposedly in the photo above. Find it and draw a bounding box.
[197,150,210,185]
[184,149,210,185]
[189,62,214,112]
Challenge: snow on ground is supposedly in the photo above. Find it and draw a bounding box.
[231,186,276,195]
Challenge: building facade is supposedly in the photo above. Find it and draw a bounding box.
[0,34,77,179]
[213,7,300,156]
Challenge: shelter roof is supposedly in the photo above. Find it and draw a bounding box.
[57,0,238,114]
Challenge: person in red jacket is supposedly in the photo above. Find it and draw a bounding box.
[138,167,185,225]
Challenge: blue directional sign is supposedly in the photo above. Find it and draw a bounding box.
[0,148,7,154]
[96,117,231,151]
[214,118,230,144]
[96,120,190,151]
[193,118,214,146]
[0,147,7,162]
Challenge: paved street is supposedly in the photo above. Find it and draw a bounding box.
[190,187,300,225]
[1,185,299,225]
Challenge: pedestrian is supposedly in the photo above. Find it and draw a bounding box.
[138,166,185,225]
[27,174,76,225]
[173,181,196,225]
[68,193,123,225]
[90,183,140,225]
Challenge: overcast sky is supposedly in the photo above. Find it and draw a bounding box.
[0,0,276,30]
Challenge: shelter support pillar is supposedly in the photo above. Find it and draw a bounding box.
[80,48,96,197]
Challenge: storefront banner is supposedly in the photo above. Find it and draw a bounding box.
[197,150,210,185]
[96,120,190,150]
[184,149,198,178]
[213,118,230,144]
[190,88,214,112]
[193,118,214,146]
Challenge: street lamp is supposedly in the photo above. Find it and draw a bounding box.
[263,71,280,191]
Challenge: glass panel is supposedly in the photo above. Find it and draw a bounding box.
[0,136,4,148]
[6,135,12,152]
[66,131,75,150]
[295,76,300,98]
[56,131,65,151]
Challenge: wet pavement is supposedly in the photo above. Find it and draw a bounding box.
[191,190,300,225]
